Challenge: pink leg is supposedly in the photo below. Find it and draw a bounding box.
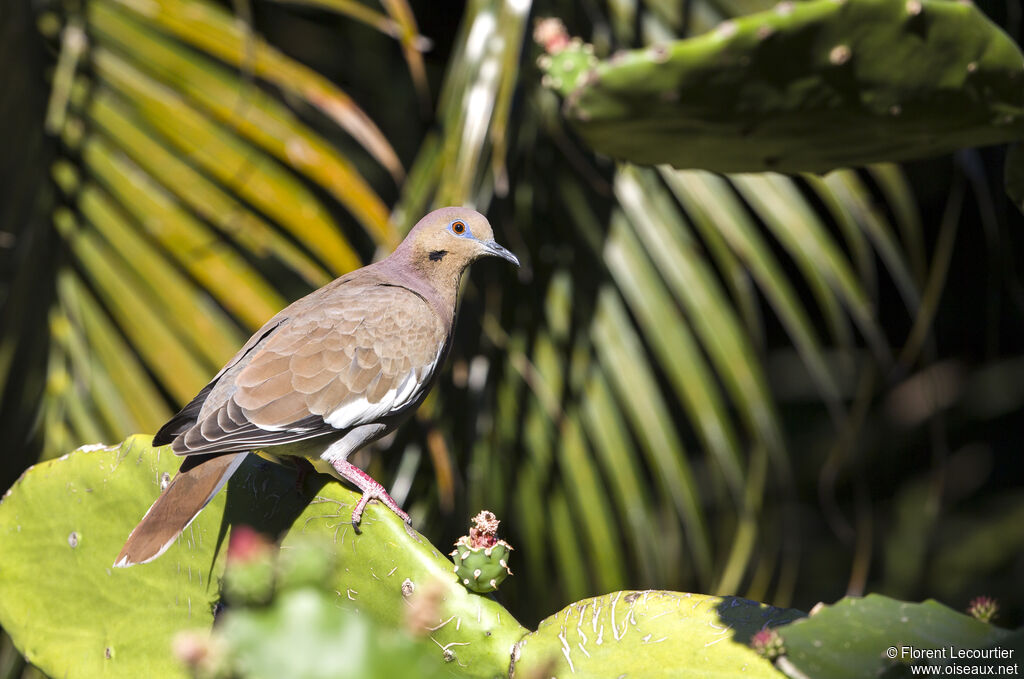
[331,458,410,530]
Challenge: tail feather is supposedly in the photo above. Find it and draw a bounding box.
[152,381,216,446]
[114,452,247,567]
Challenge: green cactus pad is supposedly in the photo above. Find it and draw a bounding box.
[452,538,513,594]
[773,594,1018,679]
[511,590,803,677]
[0,438,527,679]
[537,0,1024,173]
[0,437,228,679]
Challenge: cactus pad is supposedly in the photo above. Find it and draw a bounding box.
[0,439,527,678]
[511,591,803,677]
[450,511,513,594]
[773,595,1015,679]
[536,1,1024,173]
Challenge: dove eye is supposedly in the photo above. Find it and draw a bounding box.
[450,220,467,235]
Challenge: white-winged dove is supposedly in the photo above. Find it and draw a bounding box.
[115,207,518,567]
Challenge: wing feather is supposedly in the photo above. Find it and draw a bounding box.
[172,284,446,456]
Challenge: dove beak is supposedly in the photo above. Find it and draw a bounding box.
[482,240,520,268]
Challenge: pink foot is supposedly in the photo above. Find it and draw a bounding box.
[331,459,410,531]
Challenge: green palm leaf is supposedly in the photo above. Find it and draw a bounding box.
[30,0,408,454]
[101,0,406,188]
[403,0,932,614]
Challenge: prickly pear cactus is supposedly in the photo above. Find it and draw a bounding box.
[770,595,1018,679]
[534,18,598,95]
[536,0,1024,173]
[219,526,276,606]
[510,591,803,678]
[0,437,227,679]
[177,534,450,679]
[450,510,513,594]
[0,438,527,679]
[9,439,1014,679]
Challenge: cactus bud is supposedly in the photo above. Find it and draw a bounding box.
[967,596,998,623]
[751,628,786,660]
[534,18,570,54]
[173,630,230,679]
[222,526,275,606]
[450,511,513,594]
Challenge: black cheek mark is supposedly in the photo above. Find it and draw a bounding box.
[429,250,447,261]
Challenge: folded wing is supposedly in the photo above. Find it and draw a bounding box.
[173,284,446,456]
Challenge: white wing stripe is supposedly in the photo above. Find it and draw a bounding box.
[323,360,435,430]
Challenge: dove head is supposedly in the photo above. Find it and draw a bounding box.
[396,207,519,287]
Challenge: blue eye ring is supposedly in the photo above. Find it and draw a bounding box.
[450,220,469,236]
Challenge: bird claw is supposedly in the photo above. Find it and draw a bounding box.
[332,458,410,530]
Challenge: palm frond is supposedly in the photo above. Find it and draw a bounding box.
[379,0,932,616]
[101,0,405,187]
[35,0,409,454]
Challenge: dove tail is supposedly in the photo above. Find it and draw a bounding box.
[114,452,247,567]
